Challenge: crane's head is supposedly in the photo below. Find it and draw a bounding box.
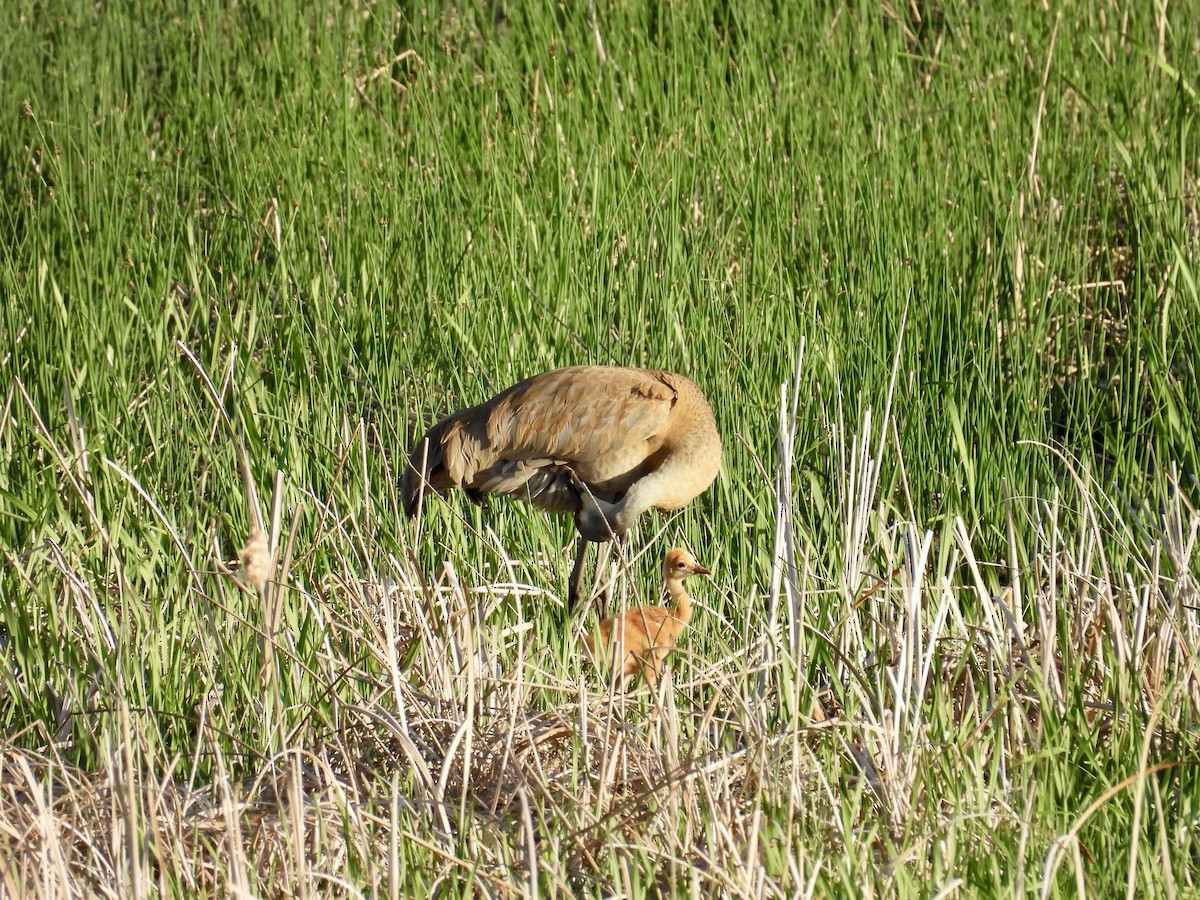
[662,548,710,581]
[569,470,627,542]
[574,496,619,542]
[569,470,659,542]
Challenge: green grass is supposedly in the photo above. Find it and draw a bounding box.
[2,0,1199,895]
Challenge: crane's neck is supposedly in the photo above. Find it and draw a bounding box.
[666,577,694,623]
[574,466,706,543]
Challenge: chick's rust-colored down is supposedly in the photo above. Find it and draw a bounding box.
[584,548,710,688]
[400,366,722,608]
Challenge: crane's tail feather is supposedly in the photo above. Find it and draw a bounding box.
[400,419,456,517]
[400,437,435,517]
[402,412,483,517]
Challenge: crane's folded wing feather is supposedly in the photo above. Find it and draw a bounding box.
[469,458,580,512]
[484,367,676,462]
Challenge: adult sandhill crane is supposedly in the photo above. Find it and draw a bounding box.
[583,547,709,688]
[400,366,721,608]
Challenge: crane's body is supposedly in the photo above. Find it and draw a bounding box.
[584,547,709,688]
[400,366,721,607]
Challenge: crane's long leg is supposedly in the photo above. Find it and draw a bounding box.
[570,537,621,614]
[593,539,614,610]
[569,536,591,611]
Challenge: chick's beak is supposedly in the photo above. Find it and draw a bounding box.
[690,564,711,577]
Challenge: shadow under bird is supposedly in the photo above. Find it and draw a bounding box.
[400,366,722,608]
[583,547,710,689]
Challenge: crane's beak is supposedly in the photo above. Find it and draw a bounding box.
[690,564,711,577]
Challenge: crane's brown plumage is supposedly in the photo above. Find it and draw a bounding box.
[583,548,709,688]
[400,366,721,607]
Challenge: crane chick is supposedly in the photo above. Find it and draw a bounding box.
[583,547,710,689]
[400,366,721,609]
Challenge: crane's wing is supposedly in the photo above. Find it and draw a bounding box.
[402,366,682,516]
[465,457,580,511]
[483,366,676,462]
